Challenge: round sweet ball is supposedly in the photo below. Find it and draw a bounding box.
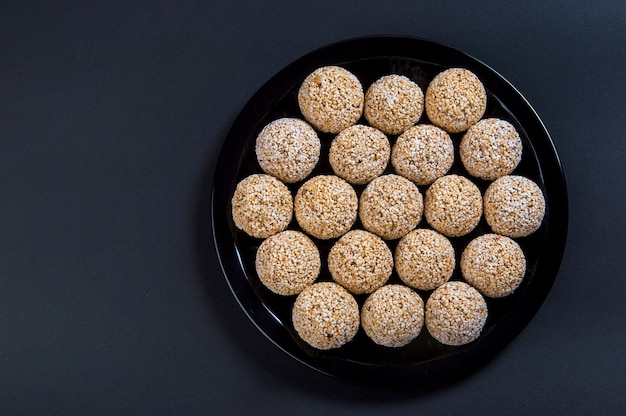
[328,230,393,295]
[461,234,526,298]
[460,118,522,180]
[298,66,364,134]
[255,231,321,296]
[395,229,455,291]
[359,174,423,240]
[364,74,424,135]
[361,285,424,347]
[424,175,483,237]
[425,68,487,133]
[294,175,358,240]
[255,118,321,183]
[391,124,454,185]
[484,175,546,238]
[425,281,488,346]
[231,174,293,239]
[329,125,390,185]
[292,282,360,350]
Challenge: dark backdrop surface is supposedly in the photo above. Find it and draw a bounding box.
[1,1,624,415]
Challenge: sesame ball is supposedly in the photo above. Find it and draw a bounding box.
[359,174,423,240]
[329,124,390,185]
[255,118,321,183]
[424,175,483,237]
[255,231,321,296]
[483,175,546,238]
[395,229,455,291]
[391,124,454,185]
[328,230,393,295]
[425,281,488,346]
[298,66,364,134]
[361,285,424,347]
[425,68,487,133]
[460,118,522,180]
[231,174,293,239]
[364,74,424,135]
[294,175,358,240]
[292,282,360,350]
[461,234,526,298]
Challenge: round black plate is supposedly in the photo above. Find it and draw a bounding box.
[211,36,568,384]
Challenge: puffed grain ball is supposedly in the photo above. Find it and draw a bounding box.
[395,229,455,291]
[461,233,526,298]
[292,282,360,350]
[255,230,321,296]
[391,124,454,185]
[424,175,483,237]
[361,285,424,347]
[425,68,487,133]
[231,174,293,239]
[298,66,364,134]
[255,118,321,183]
[294,175,358,240]
[483,175,546,238]
[460,118,522,180]
[329,124,390,185]
[359,174,423,240]
[425,281,488,346]
[328,230,393,294]
[364,74,424,135]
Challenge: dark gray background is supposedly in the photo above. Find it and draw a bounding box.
[1,1,625,414]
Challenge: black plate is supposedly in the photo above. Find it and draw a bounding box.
[211,36,568,384]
